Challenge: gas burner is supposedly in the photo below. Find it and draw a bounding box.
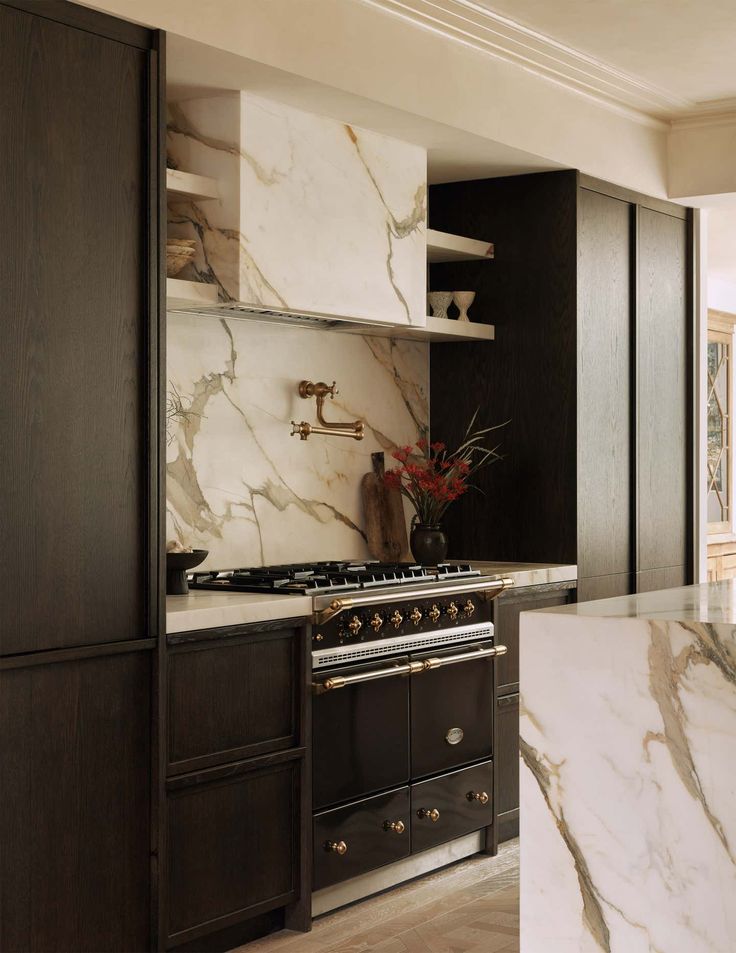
[189,561,480,595]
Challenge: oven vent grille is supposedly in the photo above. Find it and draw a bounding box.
[312,624,494,668]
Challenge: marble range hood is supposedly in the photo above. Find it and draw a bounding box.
[167,92,428,333]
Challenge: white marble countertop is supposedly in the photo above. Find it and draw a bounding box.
[166,590,313,634]
[165,561,577,634]
[530,579,736,622]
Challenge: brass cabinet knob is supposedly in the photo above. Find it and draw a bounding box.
[417,808,440,822]
[427,604,441,623]
[446,601,459,620]
[383,819,406,834]
[369,612,384,632]
[462,599,476,617]
[324,840,348,855]
[389,610,404,629]
[467,790,489,805]
[409,607,423,625]
[313,633,324,642]
[347,615,363,636]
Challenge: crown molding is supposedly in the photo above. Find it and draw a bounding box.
[361,0,735,130]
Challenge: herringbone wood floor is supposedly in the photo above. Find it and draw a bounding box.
[239,840,520,953]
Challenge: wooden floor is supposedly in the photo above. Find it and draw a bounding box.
[240,840,519,953]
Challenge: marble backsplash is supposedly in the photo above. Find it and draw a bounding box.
[166,314,428,568]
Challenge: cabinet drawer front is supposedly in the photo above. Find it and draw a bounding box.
[411,761,493,853]
[410,644,493,778]
[168,631,298,773]
[314,788,410,889]
[167,761,297,944]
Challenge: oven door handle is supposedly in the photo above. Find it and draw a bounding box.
[421,644,507,670]
[313,644,507,693]
[313,659,426,693]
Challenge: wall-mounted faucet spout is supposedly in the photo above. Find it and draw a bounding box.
[290,380,365,441]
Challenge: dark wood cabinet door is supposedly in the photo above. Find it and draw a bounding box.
[0,3,157,655]
[168,630,299,774]
[166,757,299,948]
[577,188,632,581]
[637,207,690,577]
[494,585,576,695]
[577,572,631,602]
[0,650,151,953]
[496,693,520,842]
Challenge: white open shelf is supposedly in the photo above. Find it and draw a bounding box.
[166,168,220,202]
[340,315,495,343]
[427,228,494,263]
[166,278,218,310]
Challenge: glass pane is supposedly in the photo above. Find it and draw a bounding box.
[708,339,730,525]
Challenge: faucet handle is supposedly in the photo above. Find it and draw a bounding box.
[328,381,338,398]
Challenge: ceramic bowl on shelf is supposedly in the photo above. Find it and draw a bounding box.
[427,291,453,321]
[452,290,476,322]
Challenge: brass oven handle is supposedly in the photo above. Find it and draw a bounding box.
[383,820,406,834]
[324,840,348,855]
[422,644,507,670]
[314,659,426,692]
[467,791,490,805]
[314,578,514,625]
[417,808,440,822]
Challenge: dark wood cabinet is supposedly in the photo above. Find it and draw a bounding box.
[429,172,693,599]
[168,630,299,775]
[495,694,520,842]
[164,621,311,949]
[0,3,163,952]
[491,582,576,842]
[0,649,152,953]
[0,0,162,656]
[166,755,300,948]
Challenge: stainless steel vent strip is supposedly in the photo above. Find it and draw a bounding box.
[311,622,494,668]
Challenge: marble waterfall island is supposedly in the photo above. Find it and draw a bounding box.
[520,583,736,953]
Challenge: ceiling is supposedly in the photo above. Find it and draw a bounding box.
[472,0,736,109]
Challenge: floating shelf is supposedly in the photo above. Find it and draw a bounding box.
[427,228,494,263]
[166,278,218,310]
[411,316,494,342]
[166,169,219,202]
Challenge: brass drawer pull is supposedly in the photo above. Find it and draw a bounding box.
[324,840,348,855]
[383,820,406,834]
[417,808,440,822]
[467,790,489,805]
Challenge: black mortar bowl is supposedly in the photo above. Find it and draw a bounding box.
[166,549,208,595]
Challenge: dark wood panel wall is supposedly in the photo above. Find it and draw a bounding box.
[0,2,164,951]
[429,171,579,565]
[429,171,694,593]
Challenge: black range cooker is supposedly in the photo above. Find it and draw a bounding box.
[191,561,513,893]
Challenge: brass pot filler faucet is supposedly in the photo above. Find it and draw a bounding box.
[290,380,365,441]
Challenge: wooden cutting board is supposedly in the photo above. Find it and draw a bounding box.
[362,452,410,562]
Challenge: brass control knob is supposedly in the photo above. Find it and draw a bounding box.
[347,615,363,636]
[467,790,489,805]
[324,840,348,855]
[417,808,440,823]
[462,599,476,617]
[389,609,404,629]
[369,612,384,632]
[383,820,406,834]
[313,633,324,642]
[427,604,441,623]
[446,601,459,621]
[409,607,423,625]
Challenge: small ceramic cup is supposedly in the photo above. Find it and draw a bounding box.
[427,291,453,321]
[453,290,476,322]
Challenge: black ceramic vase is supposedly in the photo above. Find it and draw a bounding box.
[410,523,449,565]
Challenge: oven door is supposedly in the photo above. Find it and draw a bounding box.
[312,656,410,810]
[410,640,495,779]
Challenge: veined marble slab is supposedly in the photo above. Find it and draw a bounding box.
[462,561,577,589]
[166,314,428,568]
[520,581,736,953]
[167,92,427,326]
